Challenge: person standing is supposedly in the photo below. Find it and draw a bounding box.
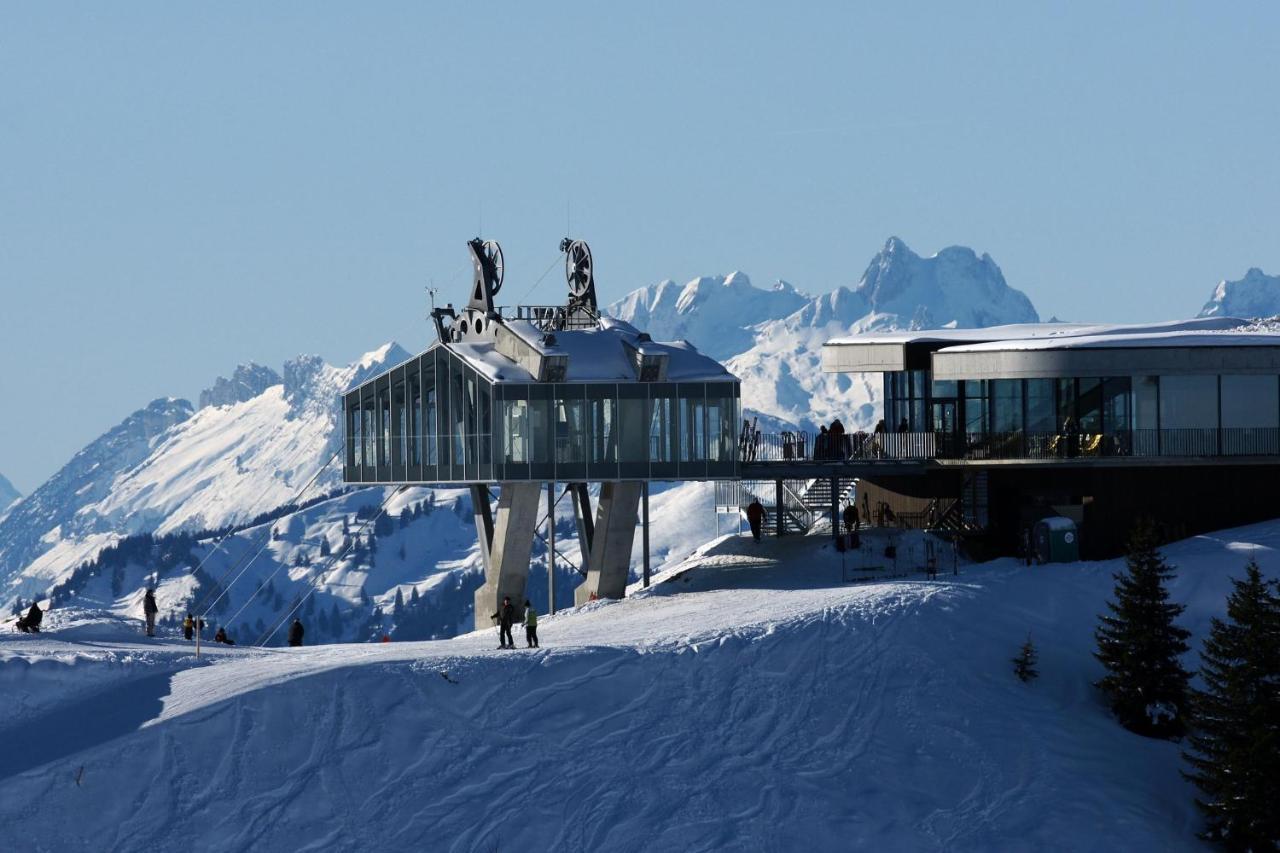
[842,503,858,536]
[16,600,43,633]
[746,498,766,543]
[288,618,305,647]
[143,588,158,637]
[523,600,539,648]
[829,419,847,461]
[182,614,195,641]
[491,595,515,649]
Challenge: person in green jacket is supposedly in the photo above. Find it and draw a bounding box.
[523,599,539,648]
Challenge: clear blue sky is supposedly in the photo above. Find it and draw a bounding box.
[3,2,1279,493]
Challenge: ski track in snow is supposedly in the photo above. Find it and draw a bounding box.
[3,522,1274,851]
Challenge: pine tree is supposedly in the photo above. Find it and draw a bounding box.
[1182,560,1280,849]
[410,586,420,606]
[1012,633,1039,683]
[1094,522,1192,737]
[394,587,404,616]
[400,507,412,529]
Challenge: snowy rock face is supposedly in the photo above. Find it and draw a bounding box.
[0,345,413,598]
[0,398,193,590]
[1197,267,1280,319]
[607,272,810,361]
[198,363,283,409]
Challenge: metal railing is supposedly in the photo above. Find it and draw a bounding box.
[742,427,1280,465]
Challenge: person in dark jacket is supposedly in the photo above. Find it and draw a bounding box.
[491,596,515,649]
[523,600,539,648]
[816,426,829,461]
[182,614,195,641]
[214,626,235,645]
[287,618,304,647]
[16,601,43,633]
[143,588,158,637]
[829,419,847,461]
[842,503,858,536]
[746,498,766,543]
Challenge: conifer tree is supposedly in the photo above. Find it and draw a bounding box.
[1012,633,1039,683]
[394,587,404,615]
[1094,521,1192,737]
[410,587,420,606]
[400,507,412,529]
[1182,560,1280,849]
[319,536,331,557]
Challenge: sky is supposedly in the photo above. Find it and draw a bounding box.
[2,2,1279,493]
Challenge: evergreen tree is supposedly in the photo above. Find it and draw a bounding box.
[394,587,404,616]
[1182,560,1280,849]
[399,507,412,529]
[319,536,331,557]
[1094,522,1192,737]
[1012,633,1039,683]
[410,586,420,606]
[293,551,305,567]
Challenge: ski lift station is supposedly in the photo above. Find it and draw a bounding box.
[342,238,739,626]
[345,238,1280,622]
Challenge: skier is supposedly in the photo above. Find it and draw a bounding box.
[491,596,515,649]
[143,587,158,637]
[182,614,194,641]
[15,600,43,633]
[214,626,235,645]
[287,618,305,647]
[746,498,766,543]
[523,599,539,648]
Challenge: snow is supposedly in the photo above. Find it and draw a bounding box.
[4,519,1273,850]
[935,316,1280,353]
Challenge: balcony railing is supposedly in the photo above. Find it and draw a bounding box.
[742,427,1280,465]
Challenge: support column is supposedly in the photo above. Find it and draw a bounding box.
[775,479,784,537]
[830,476,840,543]
[569,482,594,576]
[574,481,643,605]
[472,481,544,631]
[642,481,651,588]
[547,481,557,615]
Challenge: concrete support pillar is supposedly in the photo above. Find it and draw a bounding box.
[574,481,643,605]
[568,483,594,576]
[547,481,557,615]
[830,476,840,543]
[472,481,544,631]
[642,482,650,588]
[775,479,784,537]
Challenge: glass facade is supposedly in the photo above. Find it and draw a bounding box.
[344,345,740,483]
[881,369,1280,459]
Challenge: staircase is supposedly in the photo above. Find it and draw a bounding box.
[797,477,857,519]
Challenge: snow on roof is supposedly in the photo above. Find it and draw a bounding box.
[451,316,736,384]
[826,317,1280,353]
[1036,516,1077,532]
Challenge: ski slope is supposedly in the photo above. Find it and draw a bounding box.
[4,521,1273,852]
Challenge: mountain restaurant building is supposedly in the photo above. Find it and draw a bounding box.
[820,317,1280,557]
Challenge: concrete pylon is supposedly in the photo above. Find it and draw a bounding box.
[574,481,643,605]
[472,482,543,631]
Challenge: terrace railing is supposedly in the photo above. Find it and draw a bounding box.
[742,427,1280,466]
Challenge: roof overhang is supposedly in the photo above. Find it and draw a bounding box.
[822,341,942,373]
[932,345,1280,380]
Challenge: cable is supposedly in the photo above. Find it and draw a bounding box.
[512,252,565,306]
[194,445,344,620]
[254,485,405,647]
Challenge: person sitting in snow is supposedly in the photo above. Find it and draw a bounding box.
[288,618,304,647]
[15,600,43,633]
[523,600,539,649]
[143,587,158,637]
[214,626,235,646]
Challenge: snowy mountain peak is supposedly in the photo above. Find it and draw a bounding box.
[608,274,810,361]
[854,237,1037,327]
[1198,267,1280,319]
[199,362,283,410]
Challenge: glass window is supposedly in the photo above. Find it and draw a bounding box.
[346,395,359,470]
[1026,379,1055,434]
[392,373,406,470]
[649,392,675,462]
[963,380,987,435]
[931,379,958,398]
[529,393,553,465]
[503,398,528,463]
[588,394,618,464]
[361,388,376,470]
[991,380,1023,434]
[680,392,707,461]
[451,360,466,466]
[1221,375,1279,428]
[1077,379,1102,434]
[1103,377,1131,432]
[408,366,421,466]
[1134,375,1158,431]
[1159,375,1218,429]
[556,389,586,465]
[378,385,391,467]
[706,385,738,462]
[618,392,648,464]
[477,380,491,465]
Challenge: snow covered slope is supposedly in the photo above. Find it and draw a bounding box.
[1197,267,1280,319]
[0,345,412,599]
[4,520,1269,851]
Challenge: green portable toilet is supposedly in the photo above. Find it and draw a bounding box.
[1032,516,1079,563]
